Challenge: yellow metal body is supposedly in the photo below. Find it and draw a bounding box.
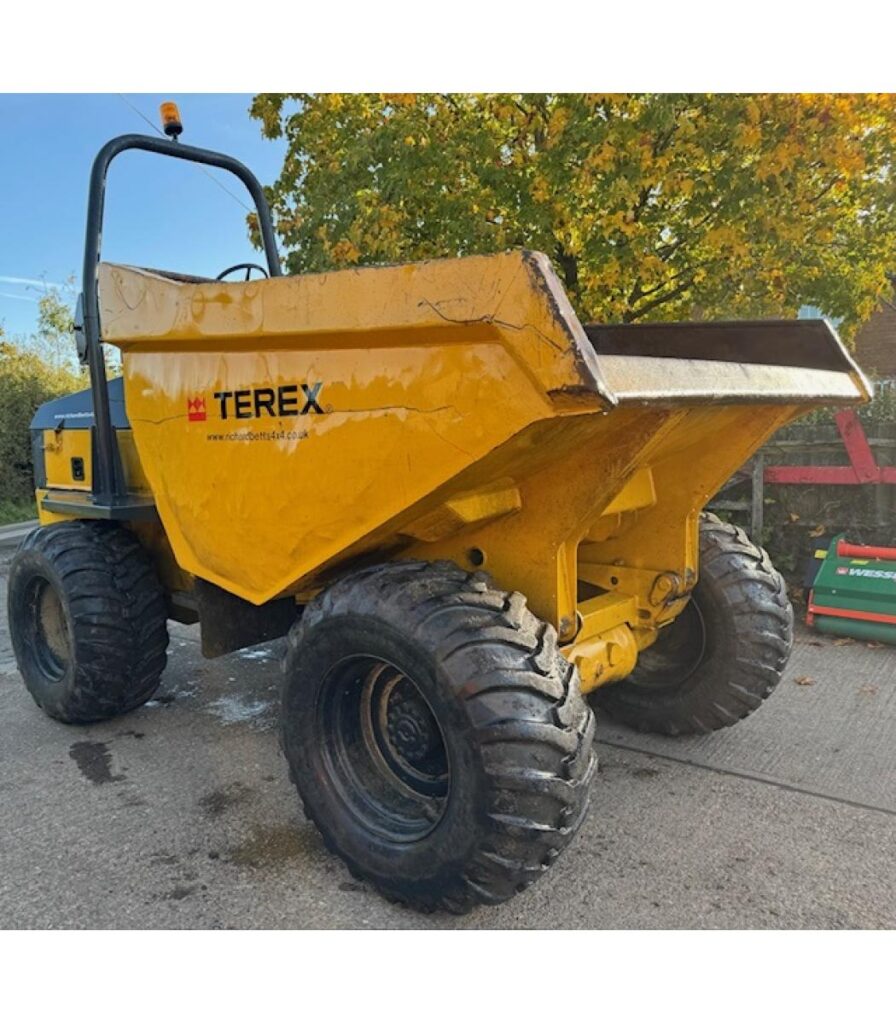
[38,250,871,690]
[42,428,93,492]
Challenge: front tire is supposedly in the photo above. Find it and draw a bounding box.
[7,521,169,723]
[592,513,793,735]
[281,560,596,913]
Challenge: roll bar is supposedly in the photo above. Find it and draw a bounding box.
[80,132,282,506]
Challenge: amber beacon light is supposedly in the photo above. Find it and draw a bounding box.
[159,101,183,139]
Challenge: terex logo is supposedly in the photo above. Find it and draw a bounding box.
[187,396,207,422]
[187,383,325,422]
[214,383,324,420]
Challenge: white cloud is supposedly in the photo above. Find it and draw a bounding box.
[0,275,68,290]
[0,291,39,303]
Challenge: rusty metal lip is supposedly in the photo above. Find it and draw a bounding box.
[597,355,869,407]
[585,317,873,407]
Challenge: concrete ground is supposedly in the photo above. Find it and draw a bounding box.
[1,549,894,929]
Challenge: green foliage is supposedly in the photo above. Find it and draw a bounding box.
[27,283,79,373]
[786,377,896,431]
[0,496,36,526]
[0,340,85,505]
[36,288,74,364]
[251,93,896,335]
[862,379,896,425]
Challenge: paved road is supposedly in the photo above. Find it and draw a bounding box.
[2,550,894,929]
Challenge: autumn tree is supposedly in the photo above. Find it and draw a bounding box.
[32,286,76,371]
[251,93,896,335]
[0,338,84,507]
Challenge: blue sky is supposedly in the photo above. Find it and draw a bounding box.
[0,94,287,338]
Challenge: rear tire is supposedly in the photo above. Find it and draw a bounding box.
[592,513,793,735]
[281,560,596,913]
[7,521,169,723]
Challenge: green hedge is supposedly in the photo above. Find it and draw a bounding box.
[780,377,896,437]
[0,342,85,507]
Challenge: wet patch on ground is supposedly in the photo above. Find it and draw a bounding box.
[197,781,252,818]
[224,823,314,869]
[338,881,367,894]
[163,884,198,901]
[68,741,124,785]
[150,851,180,867]
[155,883,209,902]
[116,791,148,808]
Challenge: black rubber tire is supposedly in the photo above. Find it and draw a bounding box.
[281,560,596,913]
[7,521,169,724]
[592,513,793,736]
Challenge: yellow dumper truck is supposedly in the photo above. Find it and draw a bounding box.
[7,112,871,912]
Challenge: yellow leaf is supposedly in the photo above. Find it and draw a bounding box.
[737,123,761,148]
[548,107,570,137]
[330,239,361,264]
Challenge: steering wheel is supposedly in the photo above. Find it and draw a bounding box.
[216,262,270,282]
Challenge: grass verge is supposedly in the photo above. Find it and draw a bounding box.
[0,497,36,526]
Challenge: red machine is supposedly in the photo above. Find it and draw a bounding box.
[765,409,896,487]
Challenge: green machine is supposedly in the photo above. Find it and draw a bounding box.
[808,537,896,644]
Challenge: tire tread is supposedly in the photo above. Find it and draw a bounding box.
[281,559,595,913]
[593,512,792,736]
[8,521,168,723]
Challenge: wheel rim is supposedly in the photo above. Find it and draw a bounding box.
[317,656,450,842]
[630,597,707,692]
[26,576,71,680]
